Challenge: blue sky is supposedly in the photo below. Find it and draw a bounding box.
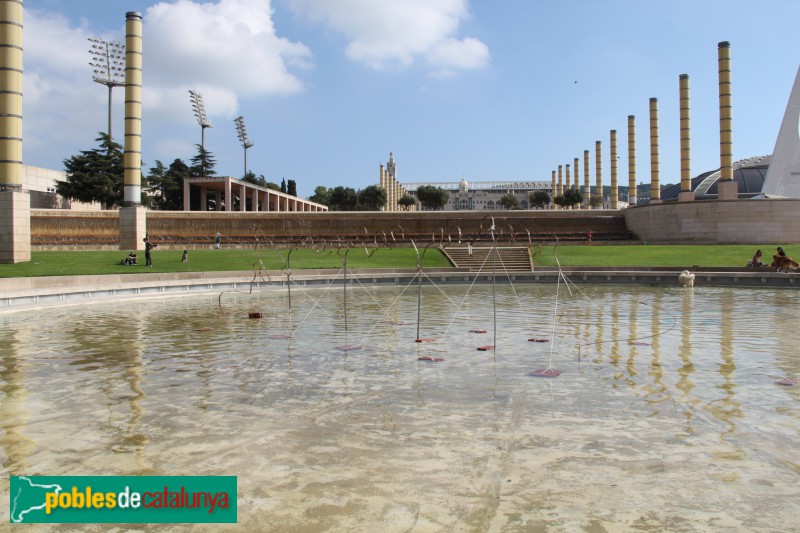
[22,0,800,198]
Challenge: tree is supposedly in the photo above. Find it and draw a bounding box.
[416,185,449,210]
[357,185,387,210]
[553,195,570,209]
[563,188,584,208]
[529,190,551,209]
[287,179,297,197]
[242,171,260,185]
[589,195,603,209]
[148,158,190,210]
[280,178,286,193]
[189,144,216,177]
[309,185,331,206]
[499,193,519,210]
[328,186,358,211]
[57,133,124,209]
[398,194,416,210]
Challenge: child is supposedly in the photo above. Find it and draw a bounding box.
[182,250,189,263]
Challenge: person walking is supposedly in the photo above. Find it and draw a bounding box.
[215,233,222,250]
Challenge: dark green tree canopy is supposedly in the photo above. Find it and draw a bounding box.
[529,190,551,209]
[398,194,416,210]
[415,185,449,210]
[147,158,190,210]
[189,144,216,177]
[57,133,124,209]
[328,186,358,211]
[287,179,297,197]
[309,185,331,206]
[357,185,387,210]
[499,193,519,210]
[280,178,287,193]
[563,188,584,208]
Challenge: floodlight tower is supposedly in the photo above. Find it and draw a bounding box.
[88,37,126,145]
[189,89,213,175]
[234,115,254,178]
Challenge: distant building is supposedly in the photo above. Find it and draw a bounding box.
[405,178,554,210]
[660,156,771,201]
[23,165,101,210]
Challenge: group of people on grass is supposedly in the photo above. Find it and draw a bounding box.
[121,233,221,267]
[748,246,799,272]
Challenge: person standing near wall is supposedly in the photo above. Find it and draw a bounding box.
[144,236,157,266]
[215,233,222,250]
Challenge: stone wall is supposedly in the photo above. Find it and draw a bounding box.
[31,209,632,248]
[623,198,800,244]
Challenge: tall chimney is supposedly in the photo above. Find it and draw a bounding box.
[717,41,737,200]
[679,74,694,201]
[119,11,147,251]
[551,170,556,206]
[595,141,603,207]
[649,98,661,203]
[627,115,637,206]
[610,130,618,209]
[0,0,29,263]
[583,150,590,208]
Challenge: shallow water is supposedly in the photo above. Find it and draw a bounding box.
[1,282,799,531]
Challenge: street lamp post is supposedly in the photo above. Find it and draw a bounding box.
[188,90,213,175]
[88,37,125,146]
[234,115,254,179]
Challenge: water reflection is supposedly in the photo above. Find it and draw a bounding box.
[0,327,36,474]
[0,285,798,530]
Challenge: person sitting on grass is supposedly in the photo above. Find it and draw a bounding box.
[122,251,137,265]
[772,247,799,272]
[747,249,764,267]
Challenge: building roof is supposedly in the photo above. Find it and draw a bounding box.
[660,155,771,201]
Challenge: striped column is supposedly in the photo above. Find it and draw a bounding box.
[627,115,637,206]
[123,11,142,206]
[119,11,146,251]
[573,157,579,191]
[557,164,563,199]
[649,98,661,203]
[0,0,22,190]
[379,164,385,210]
[717,41,737,200]
[679,74,694,201]
[565,164,571,195]
[610,130,618,209]
[583,150,590,208]
[594,141,603,207]
[550,170,556,208]
[0,0,29,263]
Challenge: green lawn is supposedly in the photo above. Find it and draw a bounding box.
[530,244,786,268]
[0,247,451,278]
[0,244,789,278]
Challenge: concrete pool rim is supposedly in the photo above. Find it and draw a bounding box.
[1,266,798,311]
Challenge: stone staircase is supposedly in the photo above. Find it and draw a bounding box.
[443,246,532,272]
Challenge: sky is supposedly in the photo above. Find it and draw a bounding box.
[21,0,800,199]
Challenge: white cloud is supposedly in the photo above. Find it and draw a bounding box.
[144,0,313,119]
[286,0,489,74]
[22,1,313,171]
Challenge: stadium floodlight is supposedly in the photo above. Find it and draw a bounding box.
[88,37,126,145]
[234,115,255,178]
[189,90,214,175]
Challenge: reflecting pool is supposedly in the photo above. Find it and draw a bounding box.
[1,283,798,531]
